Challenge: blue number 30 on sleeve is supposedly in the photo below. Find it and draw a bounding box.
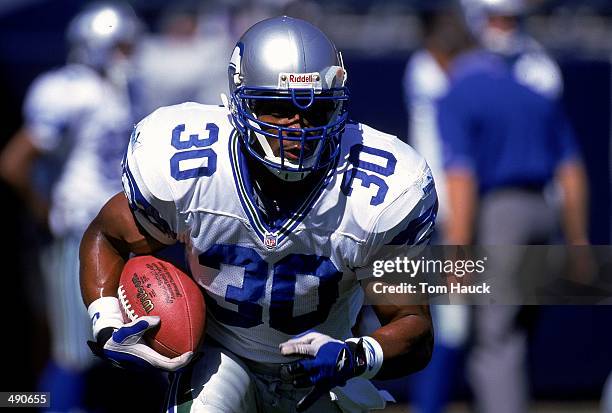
[170,123,219,180]
[341,144,396,206]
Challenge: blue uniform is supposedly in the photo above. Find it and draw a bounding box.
[438,50,579,194]
[438,49,581,413]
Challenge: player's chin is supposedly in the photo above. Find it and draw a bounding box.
[284,150,301,162]
[284,142,316,159]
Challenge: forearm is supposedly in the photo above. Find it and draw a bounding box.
[445,169,477,245]
[556,160,589,244]
[370,305,433,379]
[79,219,128,306]
[78,194,192,370]
[0,128,49,223]
[79,193,164,307]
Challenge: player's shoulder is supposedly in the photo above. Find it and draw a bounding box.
[25,64,101,111]
[132,102,231,147]
[342,121,429,181]
[30,64,100,95]
[513,42,562,99]
[139,102,230,125]
[404,49,448,98]
[333,122,434,237]
[125,102,233,209]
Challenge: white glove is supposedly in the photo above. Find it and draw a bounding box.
[87,297,193,371]
[279,331,384,412]
[279,331,342,357]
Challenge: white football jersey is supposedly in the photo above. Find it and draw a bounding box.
[123,103,437,362]
[404,49,450,224]
[512,46,562,100]
[24,64,134,236]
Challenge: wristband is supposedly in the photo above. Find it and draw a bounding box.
[346,336,384,379]
[87,296,125,339]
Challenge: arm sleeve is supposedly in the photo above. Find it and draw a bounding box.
[121,118,181,245]
[355,166,438,280]
[23,72,75,152]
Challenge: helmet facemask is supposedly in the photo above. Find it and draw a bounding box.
[231,84,348,182]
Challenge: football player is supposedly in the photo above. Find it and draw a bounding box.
[0,2,142,412]
[81,16,436,412]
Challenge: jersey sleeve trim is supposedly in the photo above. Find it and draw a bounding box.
[386,203,437,247]
[355,161,437,279]
[122,159,177,245]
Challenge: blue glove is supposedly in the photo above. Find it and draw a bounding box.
[88,315,193,371]
[279,332,368,412]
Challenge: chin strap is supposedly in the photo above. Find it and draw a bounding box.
[220,93,230,108]
[273,168,310,182]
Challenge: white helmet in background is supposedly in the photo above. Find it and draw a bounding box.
[66,2,143,71]
[478,0,526,16]
[461,0,529,55]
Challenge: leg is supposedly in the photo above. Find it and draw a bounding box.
[42,236,95,370]
[468,305,528,413]
[410,305,469,413]
[469,190,554,413]
[165,343,258,413]
[39,236,94,412]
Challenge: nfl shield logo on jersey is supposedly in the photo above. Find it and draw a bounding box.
[264,233,278,249]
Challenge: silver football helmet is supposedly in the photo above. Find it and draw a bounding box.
[461,0,528,55]
[471,0,526,15]
[66,2,142,71]
[228,16,349,182]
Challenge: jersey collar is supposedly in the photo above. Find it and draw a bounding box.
[229,131,334,250]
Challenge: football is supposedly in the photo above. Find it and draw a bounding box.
[118,255,205,358]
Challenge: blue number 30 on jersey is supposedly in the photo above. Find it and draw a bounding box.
[200,244,343,335]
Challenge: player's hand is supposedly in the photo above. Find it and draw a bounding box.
[87,316,193,371]
[279,332,367,412]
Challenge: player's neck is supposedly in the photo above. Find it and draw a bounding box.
[244,152,326,222]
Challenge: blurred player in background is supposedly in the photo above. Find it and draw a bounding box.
[405,2,582,411]
[0,2,143,411]
[438,14,589,413]
[403,5,471,413]
[450,3,588,412]
[81,16,437,412]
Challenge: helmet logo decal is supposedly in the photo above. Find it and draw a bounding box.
[278,72,322,90]
[229,44,243,86]
[322,65,347,89]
